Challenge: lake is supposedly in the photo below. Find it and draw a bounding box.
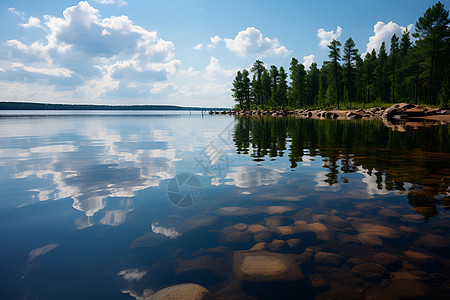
[1,111,449,299]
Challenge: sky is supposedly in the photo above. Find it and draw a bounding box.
[0,0,440,108]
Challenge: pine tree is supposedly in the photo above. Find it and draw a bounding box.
[343,37,358,105]
[328,39,342,108]
[413,1,450,104]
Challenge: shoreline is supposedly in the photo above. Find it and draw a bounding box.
[213,103,450,125]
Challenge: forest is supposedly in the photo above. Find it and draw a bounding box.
[231,2,450,110]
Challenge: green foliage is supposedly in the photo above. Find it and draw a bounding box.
[231,2,450,110]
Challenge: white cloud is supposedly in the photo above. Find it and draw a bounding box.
[193,43,203,50]
[364,21,413,56]
[8,7,25,19]
[19,17,43,29]
[151,82,175,94]
[11,62,73,78]
[205,56,235,78]
[223,27,291,57]
[94,0,128,6]
[2,1,179,100]
[207,35,222,49]
[303,55,315,70]
[317,26,342,48]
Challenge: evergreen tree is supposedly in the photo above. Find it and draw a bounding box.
[289,58,307,107]
[278,67,288,107]
[413,1,450,104]
[343,37,358,105]
[232,71,244,108]
[269,65,280,107]
[306,62,320,106]
[328,39,342,108]
[389,34,400,103]
[242,69,251,109]
[251,60,266,108]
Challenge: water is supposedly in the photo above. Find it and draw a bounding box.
[0,111,449,299]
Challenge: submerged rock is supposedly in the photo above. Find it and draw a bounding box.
[373,253,401,271]
[233,250,311,299]
[220,226,252,245]
[268,239,290,253]
[264,216,293,228]
[350,263,388,281]
[385,279,435,299]
[233,250,304,282]
[250,242,269,251]
[352,222,402,239]
[308,273,330,290]
[148,283,215,300]
[404,250,441,270]
[314,252,342,267]
[248,224,267,234]
[296,222,332,241]
[234,223,248,231]
[415,235,450,249]
[357,233,383,246]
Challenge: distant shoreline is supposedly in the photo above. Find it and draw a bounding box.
[0,102,229,111]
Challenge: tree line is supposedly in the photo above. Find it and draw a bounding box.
[232,2,450,109]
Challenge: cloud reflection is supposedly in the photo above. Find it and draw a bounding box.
[28,243,59,262]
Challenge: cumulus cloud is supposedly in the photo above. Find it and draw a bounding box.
[364,21,413,56]
[223,27,291,57]
[19,17,43,29]
[303,55,315,70]
[207,35,222,49]
[2,1,179,99]
[193,43,203,50]
[205,56,235,78]
[8,7,25,19]
[94,0,128,6]
[317,26,342,48]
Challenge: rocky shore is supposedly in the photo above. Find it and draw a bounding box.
[211,103,450,125]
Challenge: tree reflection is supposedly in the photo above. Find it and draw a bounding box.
[232,116,450,220]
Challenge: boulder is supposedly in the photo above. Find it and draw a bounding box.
[296,222,332,241]
[357,233,383,246]
[233,250,304,282]
[352,222,402,239]
[253,231,273,243]
[220,226,252,245]
[268,239,290,253]
[250,242,269,251]
[233,250,311,299]
[415,235,450,249]
[379,208,401,218]
[385,279,435,299]
[314,252,342,267]
[404,250,441,270]
[148,283,215,300]
[373,253,401,271]
[350,263,388,281]
[308,273,330,290]
[247,224,267,234]
[234,223,248,231]
[264,216,293,228]
[286,239,304,252]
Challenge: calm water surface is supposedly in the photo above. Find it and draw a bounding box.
[1,111,449,299]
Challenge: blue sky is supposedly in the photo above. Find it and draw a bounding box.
[0,0,439,107]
